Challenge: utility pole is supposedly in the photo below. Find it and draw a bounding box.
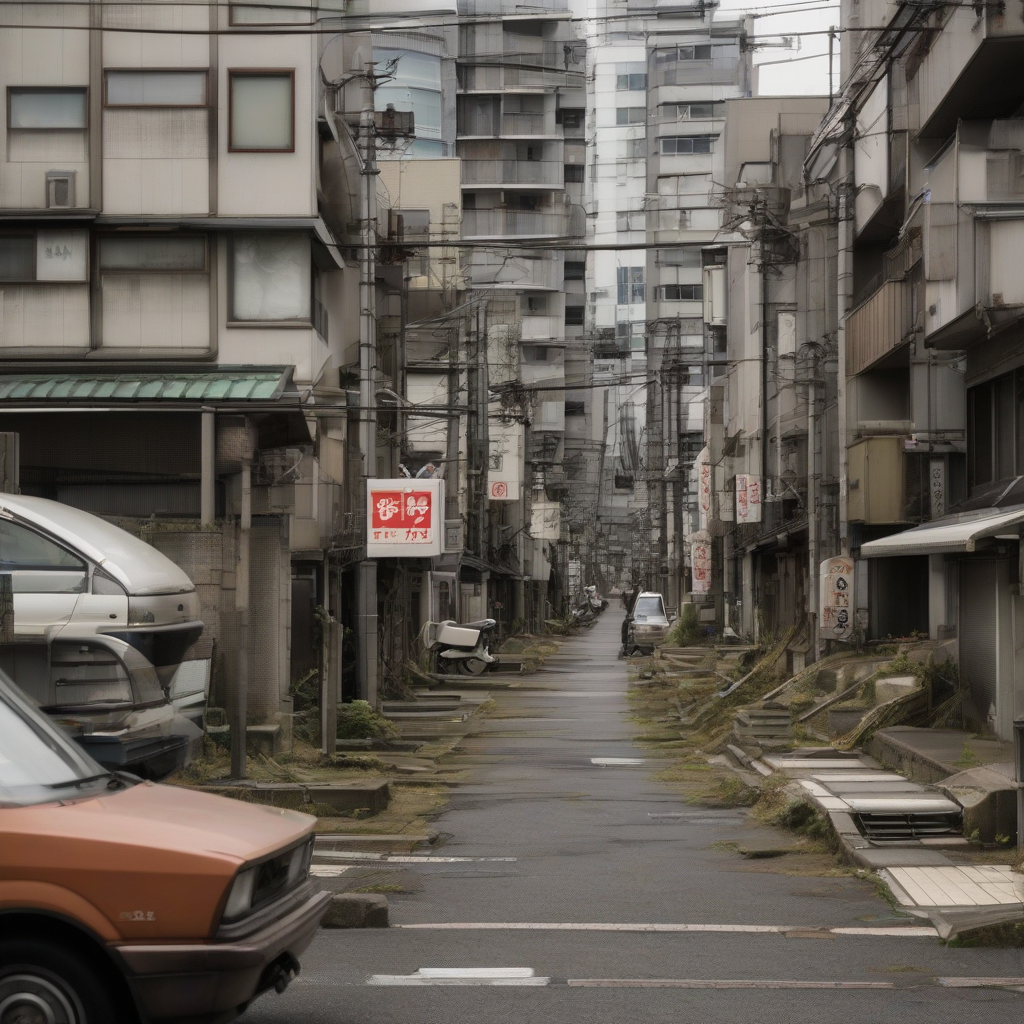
[357,61,379,709]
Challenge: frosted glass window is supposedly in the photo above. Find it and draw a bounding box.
[106,71,207,107]
[9,89,87,129]
[229,72,293,151]
[0,238,34,281]
[232,233,311,321]
[100,236,206,272]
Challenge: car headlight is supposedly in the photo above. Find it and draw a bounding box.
[222,867,257,921]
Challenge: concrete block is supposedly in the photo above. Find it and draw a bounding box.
[201,780,391,815]
[876,675,919,704]
[322,893,389,929]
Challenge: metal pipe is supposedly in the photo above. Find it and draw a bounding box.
[837,144,852,555]
[231,420,252,780]
[200,408,215,526]
[808,348,820,663]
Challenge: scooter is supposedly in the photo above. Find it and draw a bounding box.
[422,618,498,675]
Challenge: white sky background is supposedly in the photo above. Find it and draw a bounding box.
[719,0,840,97]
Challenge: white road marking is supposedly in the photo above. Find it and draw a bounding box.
[567,979,895,990]
[939,978,1024,988]
[369,968,549,987]
[309,865,351,877]
[314,852,517,864]
[591,757,646,767]
[394,923,939,937]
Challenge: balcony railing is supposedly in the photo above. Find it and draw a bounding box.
[461,159,564,187]
[521,314,564,341]
[502,111,554,135]
[847,271,922,376]
[462,208,570,238]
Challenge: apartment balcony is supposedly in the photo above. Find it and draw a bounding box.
[462,159,564,188]
[457,64,579,94]
[464,249,562,290]
[654,58,741,89]
[462,208,570,238]
[847,274,922,376]
[460,0,570,16]
[457,111,558,138]
[916,5,1024,138]
[521,314,564,342]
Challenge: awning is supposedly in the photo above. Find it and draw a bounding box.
[0,368,294,403]
[859,505,1024,558]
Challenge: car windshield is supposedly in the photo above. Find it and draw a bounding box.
[0,670,110,806]
[632,596,666,620]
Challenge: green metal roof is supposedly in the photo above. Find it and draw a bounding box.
[0,368,293,404]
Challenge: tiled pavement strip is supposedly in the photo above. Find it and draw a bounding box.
[761,751,1024,912]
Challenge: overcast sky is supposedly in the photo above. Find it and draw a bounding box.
[720,0,840,97]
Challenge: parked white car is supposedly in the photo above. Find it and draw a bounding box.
[0,494,209,772]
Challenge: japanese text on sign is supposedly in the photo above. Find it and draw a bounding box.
[819,556,854,641]
[366,479,443,557]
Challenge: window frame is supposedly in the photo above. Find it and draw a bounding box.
[660,135,715,156]
[0,233,36,284]
[103,68,210,109]
[97,233,210,275]
[7,86,88,131]
[228,69,295,153]
[228,231,314,325]
[615,107,646,126]
[657,283,704,302]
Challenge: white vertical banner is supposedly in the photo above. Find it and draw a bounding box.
[696,446,712,531]
[929,458,945,519]
[819,556,854,641]
[736,474,762,524]
[691,539,712,594]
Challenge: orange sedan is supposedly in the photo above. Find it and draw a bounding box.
[0,668,331,1024]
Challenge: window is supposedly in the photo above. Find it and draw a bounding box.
[0,237,34,282]
[661,101,724,120]
[616,107,646,125]
[616,211,644,232]
[0,521,83,571]
[564,164,585,183]
[616,73,647,91]
[564,261,585,281]
[99,236,207,272]
[105,70,207,107]
[657,284,703,301]
[229,71,294,152]
[657,247,702,267]
[8,88,87,129]
[565,401,585,415]
[558,109,584,129]
[655,44,712,64]
[617,266,644,305]
[232,233,311,321]
[565,306,585,326]
[660,135,715,155]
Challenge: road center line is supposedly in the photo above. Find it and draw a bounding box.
[567,979,896,989]
[393,923,939,937]
[314,854,517,864]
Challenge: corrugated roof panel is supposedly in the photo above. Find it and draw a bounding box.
[0,370,292,404]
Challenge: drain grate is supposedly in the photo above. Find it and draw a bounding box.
[855,811,962,842]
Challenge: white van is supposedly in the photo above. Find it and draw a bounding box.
[0,494,209,761]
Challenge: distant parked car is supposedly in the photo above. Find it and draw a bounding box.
[621,591,673,656]
[0,665,330,1024]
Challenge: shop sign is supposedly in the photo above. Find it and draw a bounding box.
[366,479,443,557]
[736,474,762,524]
[691,539,712,594]
[819,556,854,641]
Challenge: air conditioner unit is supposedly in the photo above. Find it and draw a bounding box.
[46,171,75,210]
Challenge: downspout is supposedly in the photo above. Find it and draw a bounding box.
[838,143,853,556]
[808,344,820,662]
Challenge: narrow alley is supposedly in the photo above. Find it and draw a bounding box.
[247,615,1024,1024]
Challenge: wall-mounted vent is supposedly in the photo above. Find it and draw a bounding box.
[46,171,75,210]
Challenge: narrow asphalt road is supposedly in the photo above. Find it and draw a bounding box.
[247,613,1024,1023]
